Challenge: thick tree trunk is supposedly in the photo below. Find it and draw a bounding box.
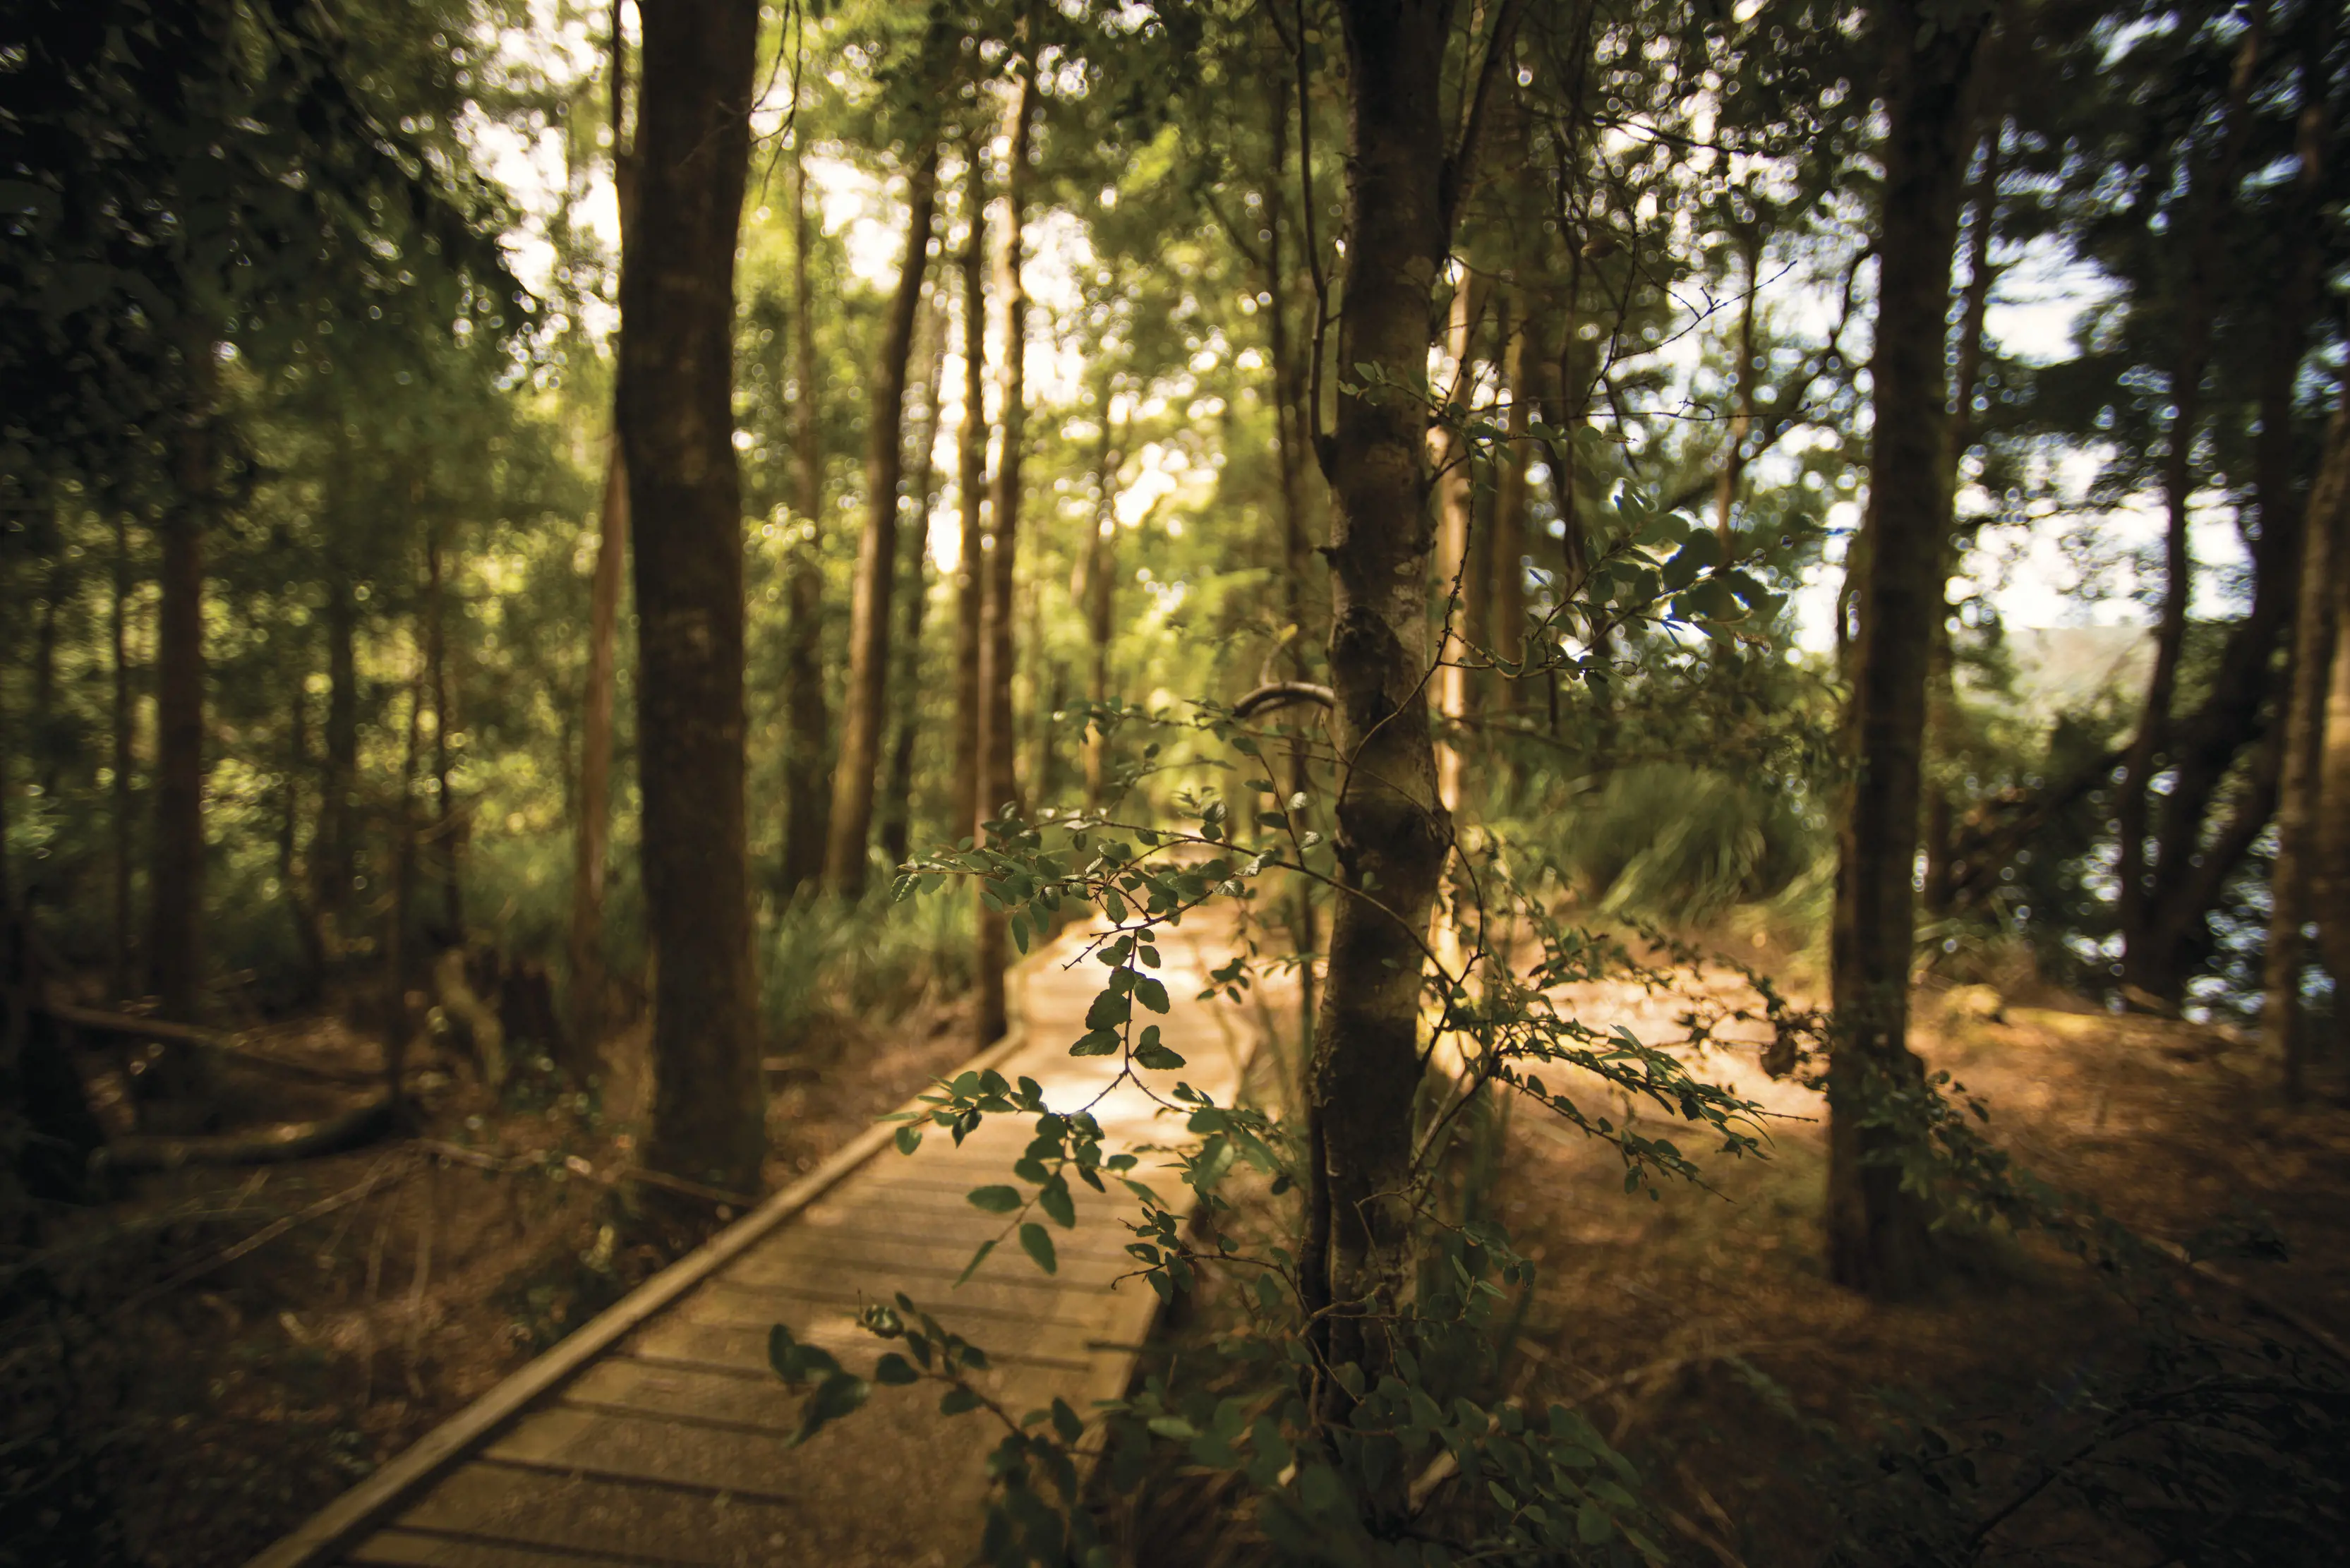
[951,152,988,847]
[2263,409,2347,1087]
[1921,140,2001,919]
[881,306,946,872]
[1826,0,1983,1298]
[826,144,940,898]
[972,59,1037,1048]
[620,0,765,1207]
[779,138,831,900]
[570,440,627,1056]
[2319,519,2350,1039]
[2114,20,2263,1003]
[151,351,212,1019]
[1305,0,1454,1404]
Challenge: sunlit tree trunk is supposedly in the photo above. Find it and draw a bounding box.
[1827,0,1984,1298]
[424,521,462,944]
[570,8,632,1061]
[111,513,135,1000]
[2114,19,2263,1008]
[951,148,987,849]
[881,304,946,872]
[827,143,940,898]
[2265,409,2348,1089]
[1713,225,1761,554]
[1304,0,1459,1412]
[973,52,1037,1047]
[571,442,627,1056]
[2318,517,2350,1046]
[315,562,359,982]
[151,341,212,1018]
[779,134,831,900]
[621,0,764,1208]
[1490,297,1530,680]
[1083,368,1120,812]
[1432,274,1485,818]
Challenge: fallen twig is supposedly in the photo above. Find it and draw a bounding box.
[117,1154,417,1314]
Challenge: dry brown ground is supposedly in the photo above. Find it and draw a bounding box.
[30,996,987,1568]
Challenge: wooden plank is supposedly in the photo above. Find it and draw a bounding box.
[386,1464,815,1568]
[616,1320,1092,1379]
[245,1010,1038,1568]
[345,1526,669,1567]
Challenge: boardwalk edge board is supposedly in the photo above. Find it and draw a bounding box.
[245,1006,1037,1568]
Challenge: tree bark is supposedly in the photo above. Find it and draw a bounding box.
[1922,136,2001,919]
[1083,368,1121,812]
[1491,294,1531,673]
[1826,0,1984,1298]
[150,344,212,1018]
[826,143,940,898]
[315,561,360,983]
[111,512,134,1000]
[620,0,765,1207]
[570,440,627,1057]
[1713,224,1761,553]
[2319,497,2350,1042]
[779,135,831,900]
[881,302,947,872]
[1305,0,1454,1406]
[424,521,462,945]
[2262,412,2346,1087]
[951,149,988,847]
[972,54,1038,1048]
[2113,18,2263,1003]
[1432,274,1486,817]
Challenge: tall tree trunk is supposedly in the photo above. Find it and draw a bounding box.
[2318,500,2350,1044]
[1713,224,1761,553]
[1826,0,1984,1298]
[424,521,462,944]
[952,149,988,848]
[2265,407,2348,1088]
[1083,373,1120,812]
[972,54,1037,1048]
[1921,135,2001,919]
[111,512,134,1000]
[2258,5,2339,1085]
[1305,0,1455,1408]
[881,303,946,872]
[571,9,633,1061]
[621,0,764,1207]
[315,567,360,982]
[1432,275,1486,817]
[570,440,628,1056]
[826,143,941,898]
[387,622,424,1108]
[779,135,831,900]
[2114,19,2263,1005]
[1491,294,1531,675]
[284,663,325,992]
[150,344,212,1018]
[1263,71,1321,1040]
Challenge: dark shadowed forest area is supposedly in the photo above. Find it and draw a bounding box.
[6,0,2350,1564]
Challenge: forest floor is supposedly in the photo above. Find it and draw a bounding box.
[1124,946,2350,1567]
[31,943,2350,1567]
[37,990,987,1568]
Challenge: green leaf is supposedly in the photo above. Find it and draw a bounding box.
[873,1353,920,1385]
[1039,1178,1077,1229]
[1133,976,1171,1013]
[893,1123,923,1155]
[1019,1222,1059,1275]
[967,1185,1023,1214]
[941,1385,985,1415]
[1577,1502,1614,1544]
[1135,1039,1187,1071]
[1051,1397,1085,1445]
[956,1238,999,1285]
[1069,1029,1121,1056]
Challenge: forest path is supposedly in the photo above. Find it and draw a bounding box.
[251,912,1266,1568]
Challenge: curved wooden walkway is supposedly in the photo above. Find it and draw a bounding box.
[251,919,1265,1568]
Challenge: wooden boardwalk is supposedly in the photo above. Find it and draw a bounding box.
[251,920,1263,1568]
